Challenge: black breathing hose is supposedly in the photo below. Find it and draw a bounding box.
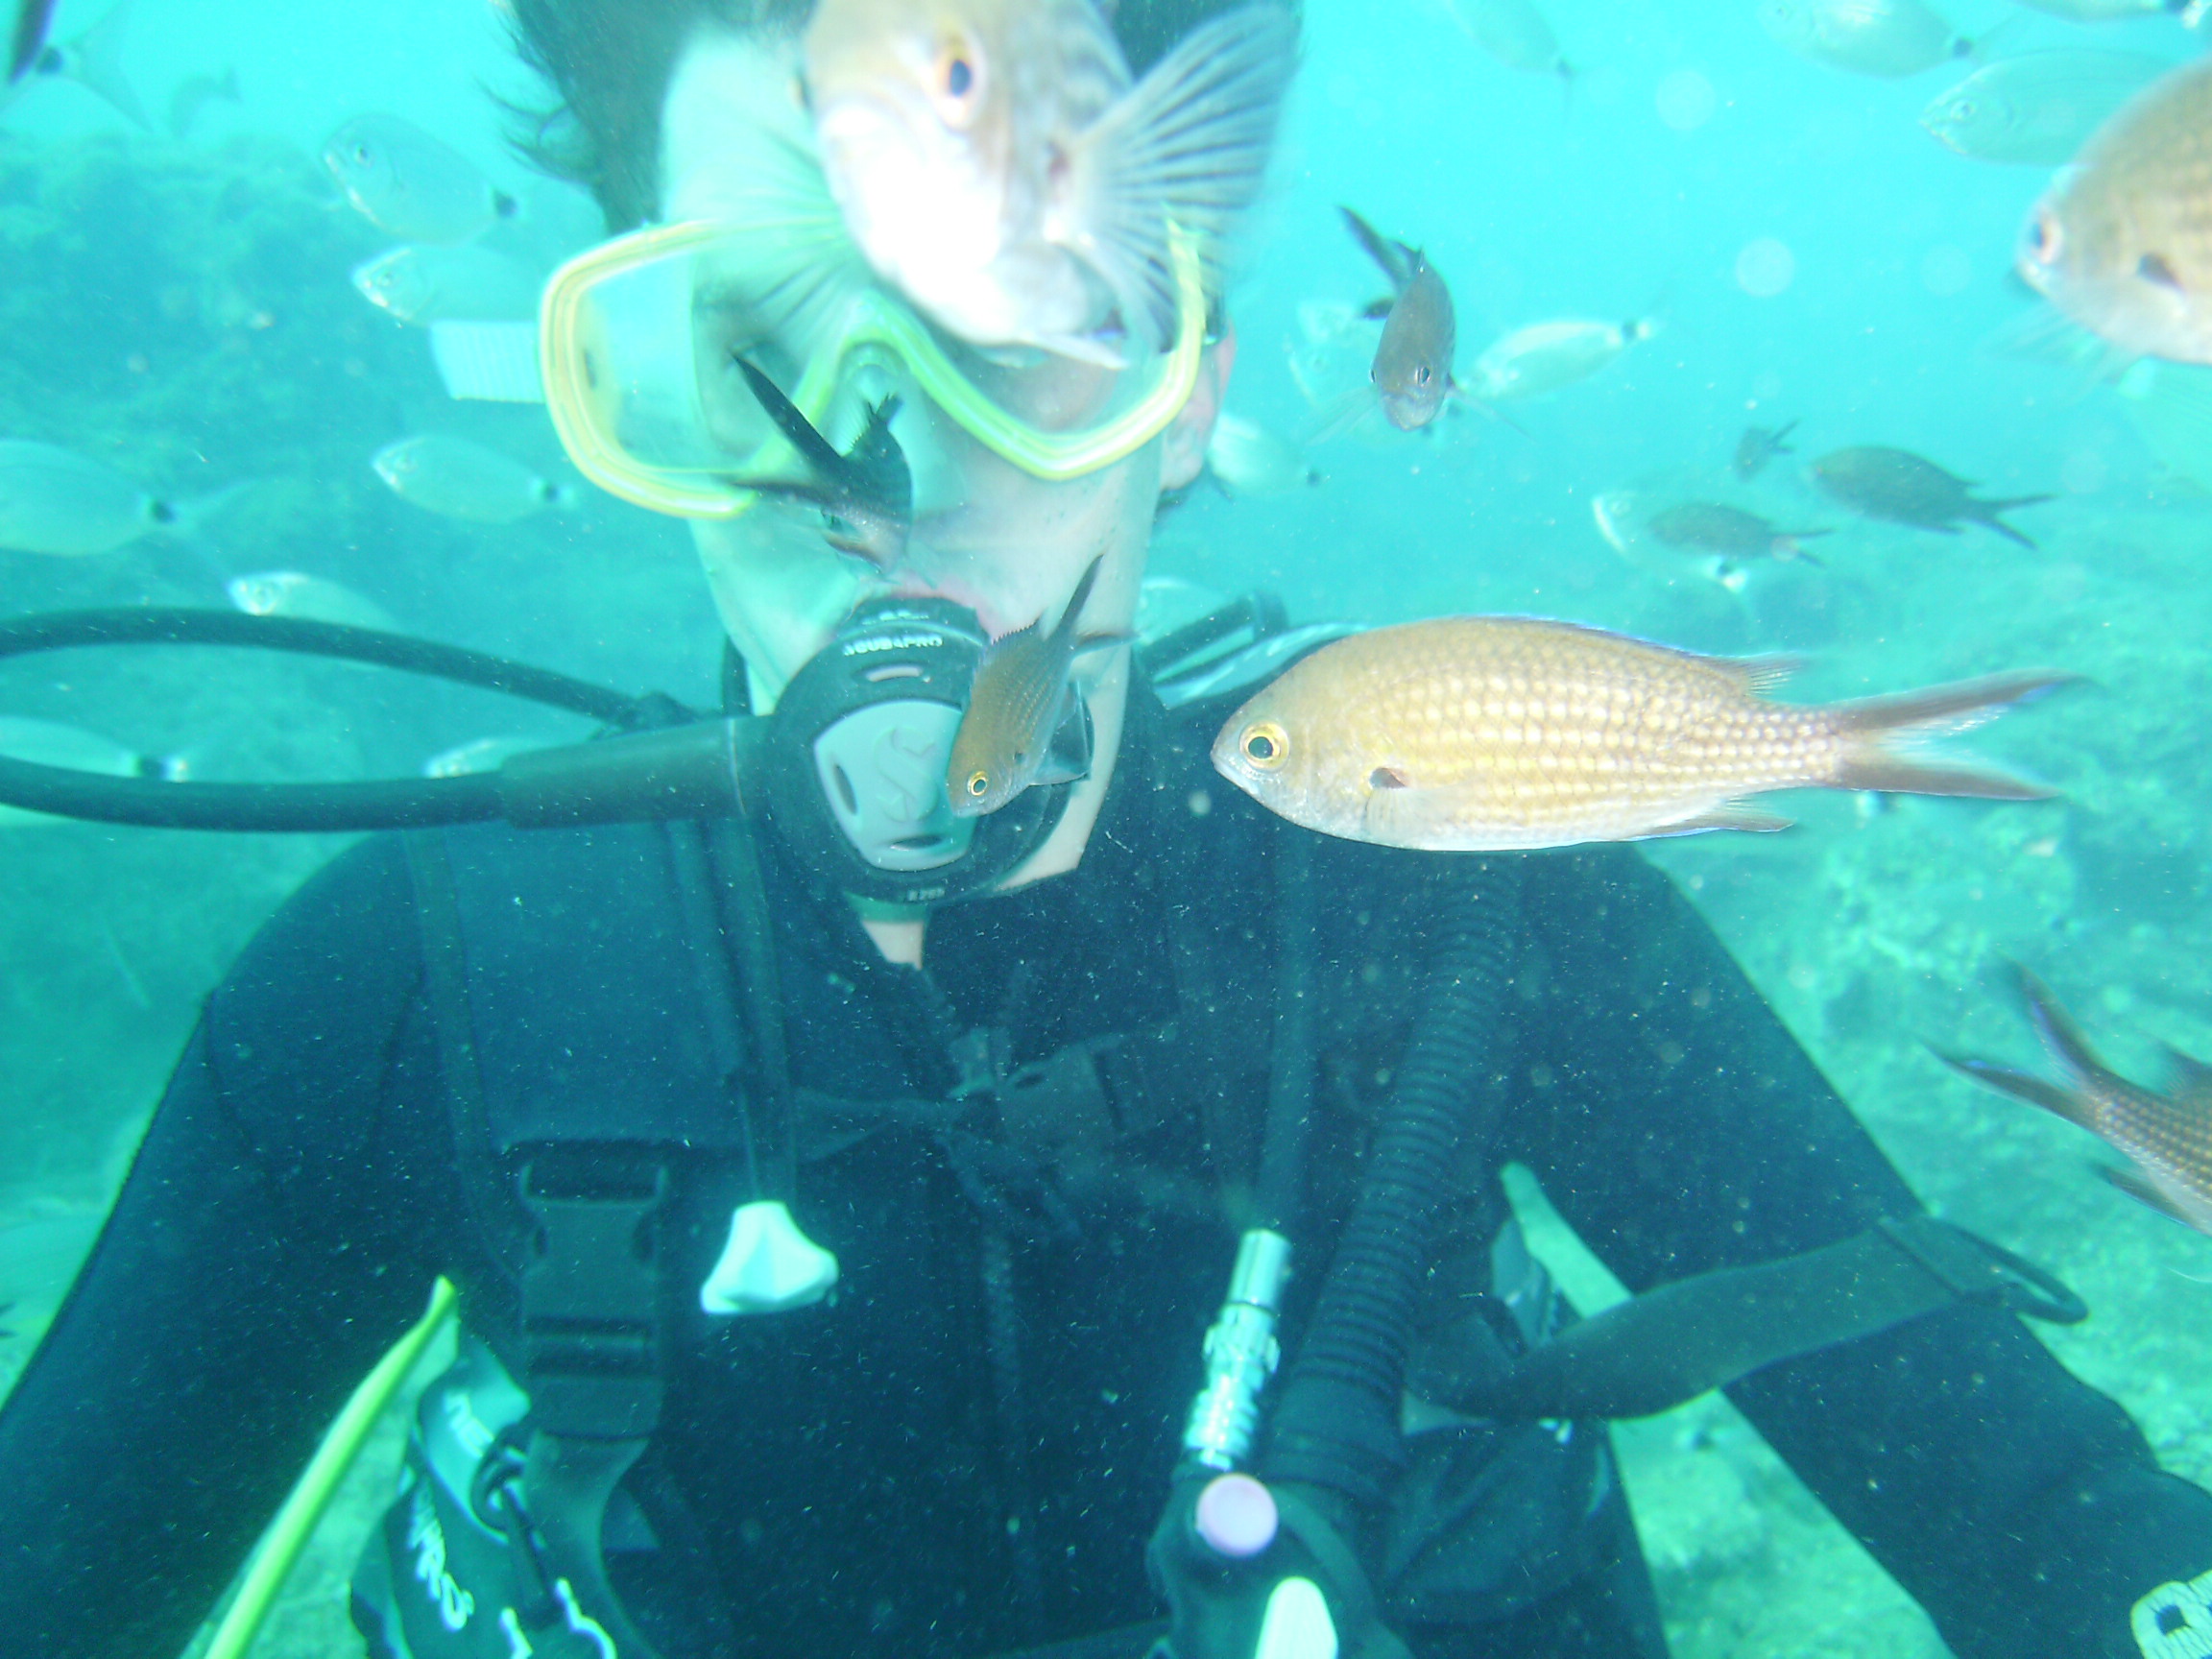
[0,608,713,832]
[1261,856,1525,1513]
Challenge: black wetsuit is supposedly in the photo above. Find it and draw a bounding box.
[3,685,2209,1659]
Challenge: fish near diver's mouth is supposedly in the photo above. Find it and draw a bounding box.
[720,355,915,569]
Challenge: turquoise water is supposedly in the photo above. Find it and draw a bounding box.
[2,0,2209,1653]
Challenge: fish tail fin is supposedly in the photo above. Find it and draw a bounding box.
[162,477,256,543]
[1972,494,2053,548]
[1828,670,2076,799]
[64,0,147,128]
[1929,1044,2099,1131]
[2010,964,2114,1090]
[1072,3,1299,350]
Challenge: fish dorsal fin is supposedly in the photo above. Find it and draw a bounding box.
[733,357,847,481]
[2163,1044,2212,1109]
[1049,553,1108,651]
[2015,965,2111,1086]
[1339,205,1415,293]
[1727,654,1802,694]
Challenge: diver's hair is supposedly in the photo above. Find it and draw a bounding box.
[503,0,1296,230]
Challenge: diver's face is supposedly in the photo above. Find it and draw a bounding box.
[661,28,1166,710]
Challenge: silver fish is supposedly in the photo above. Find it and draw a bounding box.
[228,571,397,632]
[1205,411,1319,497]
[1922,51,2169,166]
[1439,0,1572,79]
[1467,317,1656,402]
[803,0,1297,362]
[323,114,517,246]
[350,245,542,326]
[372,435,573,525]
[423,736,547,779]
[0,441,193,557]
[1758,0,1968,80]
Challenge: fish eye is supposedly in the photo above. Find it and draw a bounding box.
[1239,721,1289,769]
[2027,206,2062,268]
[933,36,984,127]
[966,769,990,797]
[1414,365,1432,386]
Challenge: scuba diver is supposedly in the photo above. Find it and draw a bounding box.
[5,2,2212,1658]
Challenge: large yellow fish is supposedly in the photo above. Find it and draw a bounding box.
[802,0,1296,363]
[2018,55,2212,365]
[1210,617,2069,852]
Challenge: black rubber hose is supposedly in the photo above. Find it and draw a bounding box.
[0,608,665,831]
[1261,856,1525,1512]
[0,608,651,724]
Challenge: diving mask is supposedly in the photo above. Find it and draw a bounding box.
[540,217,1208,521]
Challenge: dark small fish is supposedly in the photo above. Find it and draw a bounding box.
[1936,966,2212,1236]
[950,554,1121,817]
[1810,445,2052,548]
[10,0,53,82]
[726,357,912,569]
[1342,206,1456,431]
[1647,502,1828,565]
[1734,420,1797,480]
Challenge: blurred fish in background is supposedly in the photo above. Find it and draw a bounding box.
[1810,445,2052,546]
[1467,315,1659,402]
[1758,0,1974,80]
[351,245,544,326]
[1205,411,1320,497]
[422,735,546,779]
[0,440,243,558]
[372,434,574,524]
[323,112,517,245]
[1435,0,1572,83]
[1647,501,1830,566]
[1735,421,1798,480]
[1921,51,2167,165]
[1,0,143,125]
[227,571,398,632]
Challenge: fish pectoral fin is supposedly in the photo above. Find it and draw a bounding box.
[2096,1162,2212,1235]
[1358,297,1395,322]
[1647,802,1795,837]
[1369,765,1412,789]
[1069,4,1297,350]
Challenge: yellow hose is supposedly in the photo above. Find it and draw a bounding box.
[202,1276,459,1659]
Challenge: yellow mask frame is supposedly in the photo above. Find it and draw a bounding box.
[541,219,1209,519]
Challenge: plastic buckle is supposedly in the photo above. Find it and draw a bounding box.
[517,1153,671,1438]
